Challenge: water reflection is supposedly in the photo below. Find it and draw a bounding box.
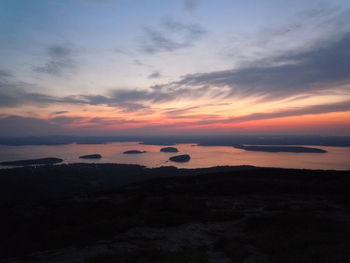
[0,142,349,170]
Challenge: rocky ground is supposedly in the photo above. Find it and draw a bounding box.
[1,165,350,263]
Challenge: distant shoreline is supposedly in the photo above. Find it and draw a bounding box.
[1,135,350,147]
[231,144,327,153]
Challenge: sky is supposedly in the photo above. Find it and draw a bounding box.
[0,0,350,136]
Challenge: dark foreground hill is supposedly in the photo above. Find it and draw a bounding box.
[1,164,350,263]
[0,157,63,166]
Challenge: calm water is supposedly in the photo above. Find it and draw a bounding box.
[0,142,349,170]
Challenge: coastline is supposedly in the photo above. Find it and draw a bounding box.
[1,142,350,171]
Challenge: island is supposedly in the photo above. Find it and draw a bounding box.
[169,154,191,162]
[0,157,63,166]
[79,154,102,159]
[160,147,179,153]
[233,144,327,153]
[123,150,147,154]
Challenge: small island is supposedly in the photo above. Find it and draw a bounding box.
[233,144,327,153]
[123,150,147,154]
[0,157,63,166]
[169,154,191,162]
[160,147,179,153]
[79,154,102,159]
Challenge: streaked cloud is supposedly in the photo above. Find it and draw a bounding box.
[0,69,12,78]
[184,0,200,12]
[0,116,64,136]
[0,74,85,108]
[1,1,350,136]
[176,32,350,100]
[2,29,350,114]
[194,100,350,125]
[141,18,206,54]
[0,115,142,137]
[148,71,162,79]
[51,111,69,115]
[34,44,76,76]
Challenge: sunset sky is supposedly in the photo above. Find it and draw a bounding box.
[1,0,350,136]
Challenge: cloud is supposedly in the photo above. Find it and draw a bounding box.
[2,24,350,118]
[142,27,187,54]
[77,92,152,112]
[0,115,144,137]
[223,5,350,66]
[148,71,162,79]
[51,111,69,115]
[184,0,200,12]
[80,0,115,6]
[0,93,20,108]
[176,32,350,100]
[34,44,76,76]
[164,102,231,118]
[0,69,89,108]
[0,116,63,136]
[0,74,85,108]
[4,26,350,115]
[195,100,350,125]
[2,26,350,117]
[89,117,141,126]
[116,102,151,113]
[141,18,206,54]
[133,59,152,68]
[0,69,12,78]
[84,89,174,105]
[50,116,84,125]
[23,93,85,105]
[0,70,27,107]
[75,86,211,113]
[162,18,205,37]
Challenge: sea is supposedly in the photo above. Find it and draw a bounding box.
[0,142,349,170]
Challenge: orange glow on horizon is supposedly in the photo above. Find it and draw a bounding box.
[55,110,350,135]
